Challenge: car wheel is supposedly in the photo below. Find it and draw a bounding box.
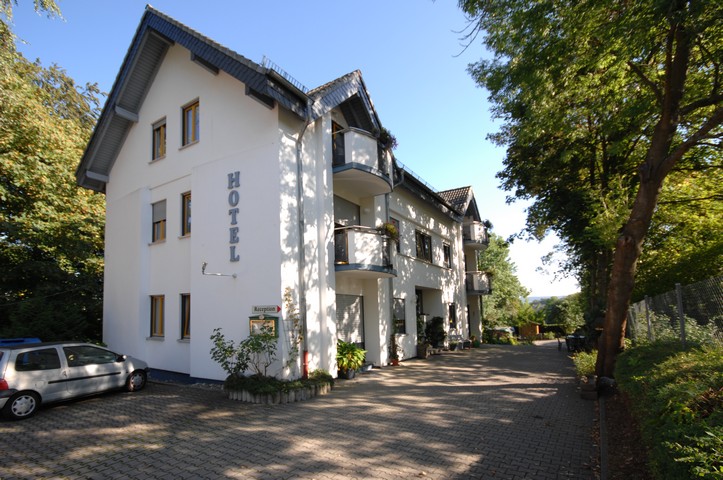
[3,391,40,420]
[126,370,147,392]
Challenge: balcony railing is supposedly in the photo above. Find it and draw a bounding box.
[466,271,492,295]
[334,226,396,278]
[332,128,393,198]
[463,221,489,249]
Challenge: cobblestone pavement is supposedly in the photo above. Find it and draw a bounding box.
[1,341,598,479]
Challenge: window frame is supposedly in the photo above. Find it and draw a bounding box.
[443,243,452,268]
[415,230,432,263]
[181,192,191,237]
[152,200,167,243]
[150,295,165,337]
[393,298,406,334]
[180,294,191,340]
[182,100,200,146]
[152,118,166,160]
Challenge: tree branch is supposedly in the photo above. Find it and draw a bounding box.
[680,94,723,115]
[663,107,723,171]
[658,194,723,204]
[627,61,663,105]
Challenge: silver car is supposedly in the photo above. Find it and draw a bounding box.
[0,342,149,420]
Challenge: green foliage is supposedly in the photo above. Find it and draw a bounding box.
[631,314,722,347]
[459,0,723,354]
[224,368,334,395]
[539,295,585,334]
[243,325,278,377]
[572,350,597,378]
[478,233,530,326]
[210,328,250,376]
[0,4,105,342]
[634,167,723,301]
[209,326,278,377]
[336,340,366,373]
[425,316,447,348]
[616,343,723,479]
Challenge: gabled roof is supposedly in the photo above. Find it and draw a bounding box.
[76,6,381,192]
[398,170,463,222]
[438,186,482,221]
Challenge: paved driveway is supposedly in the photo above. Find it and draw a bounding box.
[1,342,597,479]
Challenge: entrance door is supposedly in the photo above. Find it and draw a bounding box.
[336,294,365,348]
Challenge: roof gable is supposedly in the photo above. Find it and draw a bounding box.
[438,186,482,221]
[76,6,382,192]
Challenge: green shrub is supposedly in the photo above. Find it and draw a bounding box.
[616,342,723,479]
[572,350,597,378]
[224,371,334,395]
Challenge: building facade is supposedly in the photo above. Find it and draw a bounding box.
[76,7,490,381]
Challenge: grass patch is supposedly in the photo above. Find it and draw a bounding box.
[616,341,723,479]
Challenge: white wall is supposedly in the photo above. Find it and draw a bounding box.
[389,187,468,356]
[104,44,283,378]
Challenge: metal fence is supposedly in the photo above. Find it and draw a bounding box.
[627,275,723,347]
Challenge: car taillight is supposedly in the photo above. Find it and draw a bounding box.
[0,379,8,391]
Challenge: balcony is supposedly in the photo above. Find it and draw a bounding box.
[463,221,489,250]
[466,271,492,296]
[334,226,397,279]
[332,128,393,198]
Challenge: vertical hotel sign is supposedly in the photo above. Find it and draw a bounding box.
[228,171,240,262]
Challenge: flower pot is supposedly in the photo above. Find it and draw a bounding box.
[339,369,355,379]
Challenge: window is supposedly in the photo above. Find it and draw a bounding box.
[331,121,345,166]
[180,294,191,339]
[152,119,166,159]
[150,295,165,337]
[390,217,400,252]
[182,100,199,145]
[15,348,61,371]
[415,230,432,262]
[181,192,191,236]
[63,345,117,367]
[393,298,406,334]
[449,304,457,329]
[152,200,166,242]
[443,243,452,268]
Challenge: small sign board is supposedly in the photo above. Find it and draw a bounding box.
[252,305,281,315]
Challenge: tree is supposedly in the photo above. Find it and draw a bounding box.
[459,0,722,376]
[540,294,585,335]
[477,233,530,327]
[0,1,105,341]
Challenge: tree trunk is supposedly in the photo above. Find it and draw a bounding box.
[596,13,694,378]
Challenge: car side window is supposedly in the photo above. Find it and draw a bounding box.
[63,346,117,366]
[15,348,61,371]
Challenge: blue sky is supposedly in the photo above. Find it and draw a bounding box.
[10,0,579,297]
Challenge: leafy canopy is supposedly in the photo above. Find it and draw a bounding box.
[0,2,105,341]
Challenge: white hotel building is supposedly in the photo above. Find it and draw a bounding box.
[76,7,491,381]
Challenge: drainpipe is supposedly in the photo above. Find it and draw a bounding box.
[386,154,404,363]
[295,105,312,379]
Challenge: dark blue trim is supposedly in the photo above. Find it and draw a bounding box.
[332,163,393,189]
[335,264,397,277]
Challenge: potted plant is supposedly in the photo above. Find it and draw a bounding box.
[336,340,366,379]
[416,315,431,359]
[377,221,399,243]
[425,316,447,349]
[389,333,400,366]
